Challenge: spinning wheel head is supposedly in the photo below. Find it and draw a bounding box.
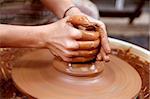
[12,49,142,99]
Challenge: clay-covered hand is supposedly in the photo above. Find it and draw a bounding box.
[70,14,111,62]
[64,7,111,61]
[42,16,100,62]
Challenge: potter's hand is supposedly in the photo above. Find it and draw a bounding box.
[66,12,111,61]
[84,15,111,62]
[42,17,100,62]
[40,0,110,61]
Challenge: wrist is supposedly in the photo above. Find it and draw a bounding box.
[29,25,48,48]
[24,26,46,48]
[37,24,55,48]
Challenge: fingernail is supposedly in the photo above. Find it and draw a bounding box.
[106,49,111,54]
[104,56,110,62]
[96,55,102,61]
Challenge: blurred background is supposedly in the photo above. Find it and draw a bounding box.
[91,0,149,50]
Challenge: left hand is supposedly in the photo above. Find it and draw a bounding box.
[66,9,111,62]
[83,14,111,62]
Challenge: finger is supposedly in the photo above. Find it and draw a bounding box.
[63,49,99,58]
[100,47,110,62]
[78,39,100,50]
[96,52,102,61]
[48,36,79,51]
[99,24,111,54]
[64,40,79,50]
[70,29,100,41]
[69,27,82,40]
[63,56,96,63]
[101,36,111,54]
[79,30,100,41]
[47,44,96,63]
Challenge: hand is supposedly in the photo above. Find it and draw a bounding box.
[83,14,111,62]
[64,7,111,61]
[66,11,111,62]
[41,16,100,62]
[87,16,111,61]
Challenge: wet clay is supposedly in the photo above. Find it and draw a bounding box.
[53,16,102,76]
[12,49,141,99]
[53,58,104,77]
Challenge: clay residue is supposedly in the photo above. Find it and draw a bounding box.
[111,48,150,99]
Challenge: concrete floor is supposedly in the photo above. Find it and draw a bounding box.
[100,12,149,49]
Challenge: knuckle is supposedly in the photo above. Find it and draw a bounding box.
[63,57,72,62]
[65,41,79,50]
[70,29,82,39]
[65,45,73,50]
[63,51,73,57]
[64,41,73,49]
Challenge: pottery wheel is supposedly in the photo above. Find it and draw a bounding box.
[12,49,141,99]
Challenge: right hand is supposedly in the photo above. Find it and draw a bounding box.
[42,16,100,63]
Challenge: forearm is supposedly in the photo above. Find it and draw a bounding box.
[0,24,46,48]
[40,0,81,18]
